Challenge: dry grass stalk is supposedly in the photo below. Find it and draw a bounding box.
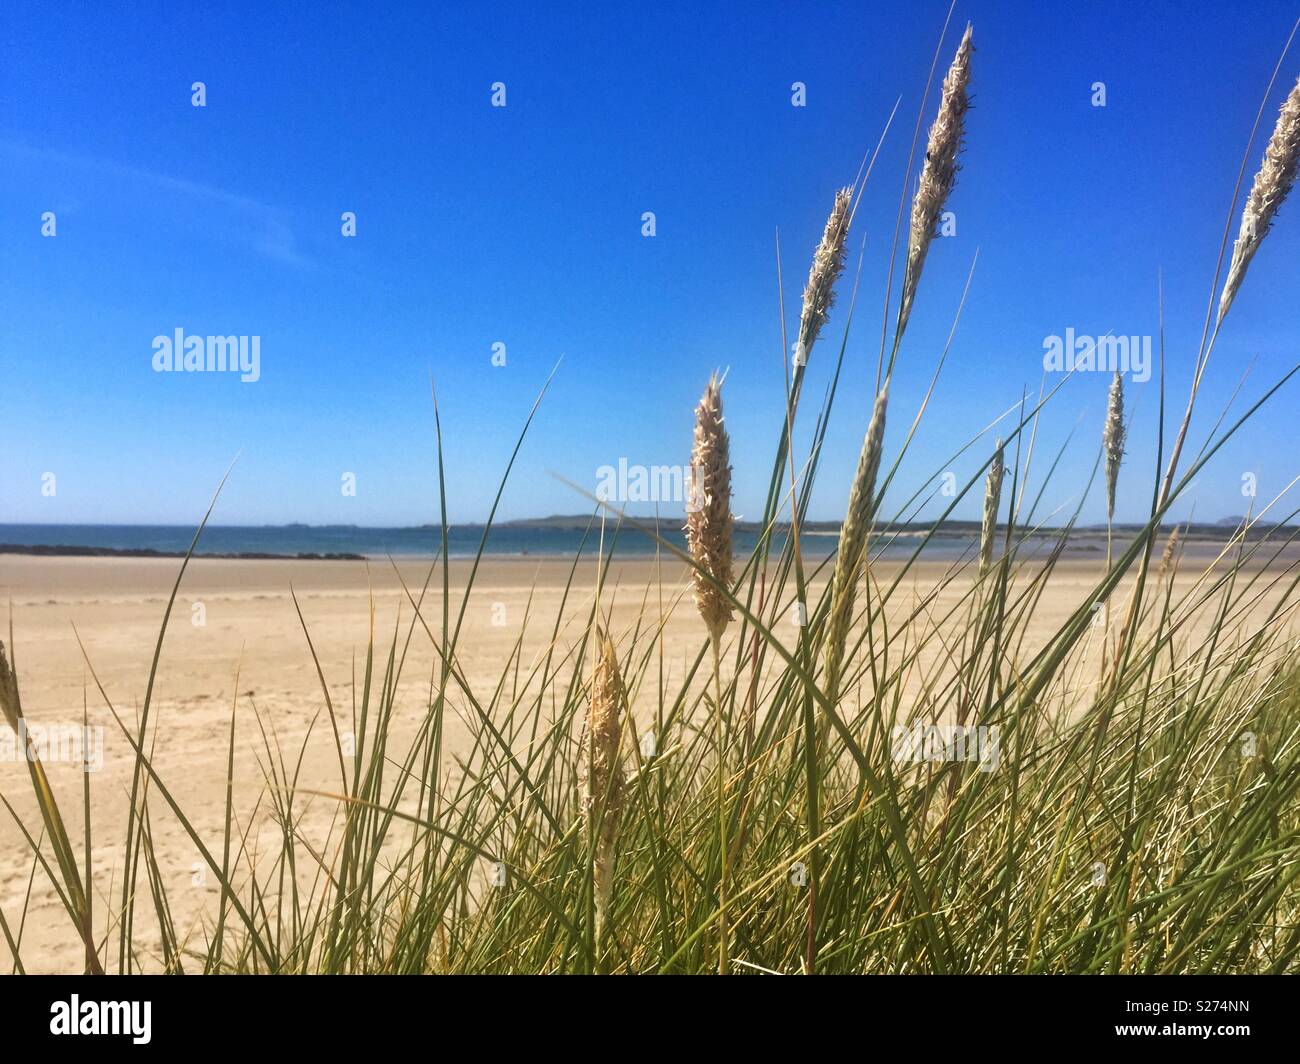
[823,383,890,700]
[685,371,736,972]
[685,373,734,644]
[583,634,626,948]
[1219,74,1300,324]
[0,640,19,733]
[979,440,1005,577]
[898,24,973,341]
[0,640,103,974]
[1104,371,1126,521]
[796,188,853,368]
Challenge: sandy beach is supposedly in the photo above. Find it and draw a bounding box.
[1,547,1293,970]
[0,553,710,969]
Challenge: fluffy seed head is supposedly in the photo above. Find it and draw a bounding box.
[685,373,734,643]
[899,24,973,340]
[583,634,626,941]
[979,439,1005,577]
[583,635,626,825]
[1103,371,1126,520]
[796,187,853,364]
[823,383,890,698]
[1159,525,1182,580]
[1219,74,1300,324]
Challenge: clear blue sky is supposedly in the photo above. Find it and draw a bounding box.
[3,0,1299,528]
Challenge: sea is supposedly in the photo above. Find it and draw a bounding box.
[0,523,992,561]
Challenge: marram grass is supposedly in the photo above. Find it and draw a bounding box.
[5,22,1300,976]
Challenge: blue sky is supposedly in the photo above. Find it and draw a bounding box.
[2,0,1299,528]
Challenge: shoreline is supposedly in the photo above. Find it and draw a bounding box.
[0,544,368,561]
[0,531,1254,564]
[0,533,1279,565]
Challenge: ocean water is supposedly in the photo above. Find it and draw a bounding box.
[0,523,986,561]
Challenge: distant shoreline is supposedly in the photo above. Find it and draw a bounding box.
[0,530,1280,564]
[0,544,367,561]
[3,517,1286,536]
[0,516,1289,564]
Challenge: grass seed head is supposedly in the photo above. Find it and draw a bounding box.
[685,372,734,643]
[0,640,20,733]
[823,383,890,697]
[979,439,1005,576]
[797,187,853,364]
[898,24,973,340]
[584,634,627,942]
[584,634,626,824]
[1219,73,1300,324]
[1159,525,1183,580]
[1104,370,1126,520]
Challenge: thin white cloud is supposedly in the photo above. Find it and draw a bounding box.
[1,140,313,267]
